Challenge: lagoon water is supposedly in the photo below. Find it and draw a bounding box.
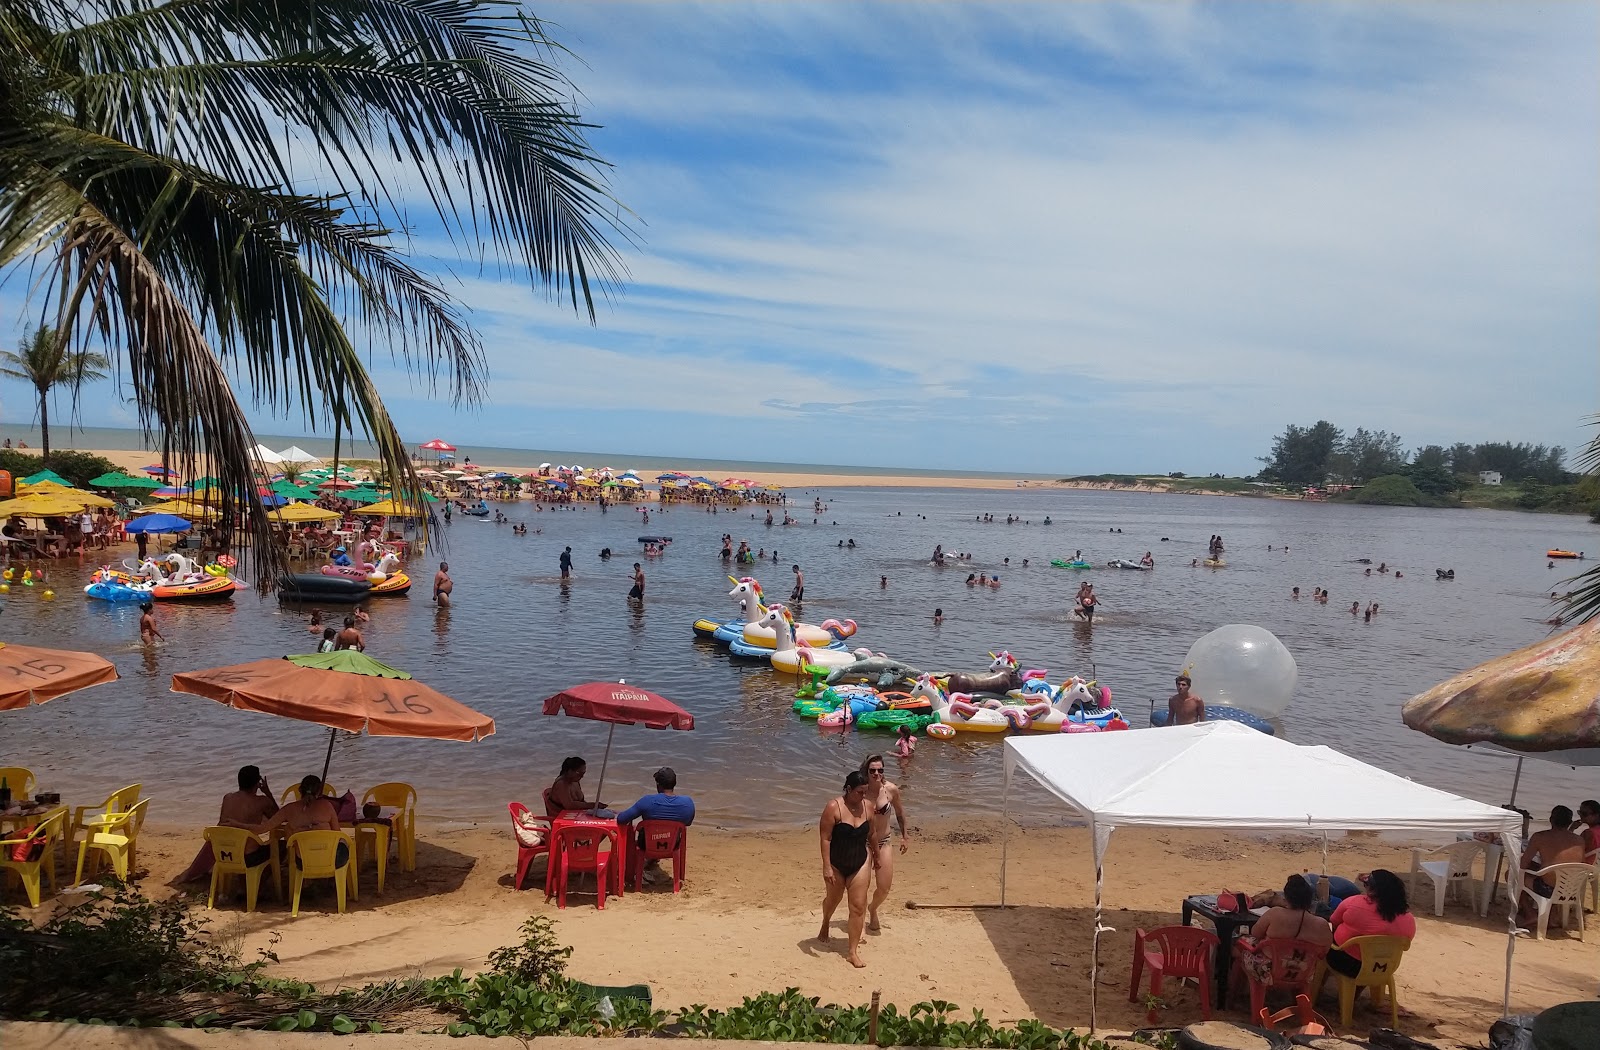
[3,487,1595,829]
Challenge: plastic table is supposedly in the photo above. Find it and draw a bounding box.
[1182,894,1266,1006]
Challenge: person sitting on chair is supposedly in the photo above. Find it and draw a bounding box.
[616,766,695,885]
[1325,869,1415,977]
[1235,874,1332,986]
[168,765,280,884]
[1518,805,1587,923]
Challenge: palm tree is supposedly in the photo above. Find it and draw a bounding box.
[1559,417,1600,624]
[0,324,110,459]
[0,0,626,583]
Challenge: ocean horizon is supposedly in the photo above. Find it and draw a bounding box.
[2,423,1058,482]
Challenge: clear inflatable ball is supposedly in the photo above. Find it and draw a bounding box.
[1182,624,1297,718]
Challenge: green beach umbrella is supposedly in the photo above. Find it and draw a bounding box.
[272,480,317,500]
[22,469,70,486]
[342,488,383,504]
[89,470,162,490]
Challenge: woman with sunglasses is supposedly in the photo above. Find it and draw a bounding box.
[859,754,910,932]
[817,770,874,967]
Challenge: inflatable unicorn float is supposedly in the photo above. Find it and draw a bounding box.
[736,605,865,672]
[700,576,858,651]
[320,546,409,593]
[913,672,1127,738]
[87,553,243,601]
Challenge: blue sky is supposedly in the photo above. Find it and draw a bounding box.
[3,2,1596,474]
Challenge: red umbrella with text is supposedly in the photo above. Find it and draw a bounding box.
[541,681,694,807]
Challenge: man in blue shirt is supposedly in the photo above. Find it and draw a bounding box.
[616,767,694,885]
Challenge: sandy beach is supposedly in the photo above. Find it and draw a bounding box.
[71,816,1589,1046]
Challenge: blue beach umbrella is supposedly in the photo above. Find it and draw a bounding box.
[124,513,193,534]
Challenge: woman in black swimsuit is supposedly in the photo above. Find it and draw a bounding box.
[817,770,874,968]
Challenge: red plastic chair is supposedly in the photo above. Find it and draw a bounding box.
[632,820,689,892]
[546,825,614,909]
[1232,937,1329,1018]
[1129,926,1219,1019]
[507,802,551,891]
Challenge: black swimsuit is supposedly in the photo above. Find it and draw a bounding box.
[829,809,872,878]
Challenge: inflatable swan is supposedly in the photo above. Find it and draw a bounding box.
[911,675,1013,733]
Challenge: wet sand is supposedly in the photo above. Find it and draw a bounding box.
[83,816,1595,1046]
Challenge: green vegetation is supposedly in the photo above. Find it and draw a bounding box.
[1,885,1163,1047]
[1259,421,1572,490]
[0,0,624,585]
[0,449,119,490]
[1344,474,1439,507]
[1063,474,1280,496]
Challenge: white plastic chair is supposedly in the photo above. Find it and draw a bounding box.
[1409,841,1488,917]
[1521,863,1593,940]
[1585,849,1598,913]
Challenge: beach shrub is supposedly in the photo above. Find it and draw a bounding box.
[0,448,118,488]
[1352,474,1430,507]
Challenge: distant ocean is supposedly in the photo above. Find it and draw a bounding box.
[5,424,1056,481]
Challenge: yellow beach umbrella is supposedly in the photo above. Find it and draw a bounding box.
[354,498,429,518]
[269,503,341,524]
[0,494,99,517]
[16,479,70,496]
[143,499,220,518]
[11,484,114,507]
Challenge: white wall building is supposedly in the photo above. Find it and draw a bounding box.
[1478,470,1503,486]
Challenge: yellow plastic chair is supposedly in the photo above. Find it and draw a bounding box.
[288,830,351,917]
[205,826,278,912]
[353,822,391,894]
[66,782,140,854]
[362,782,417,871]
[281,782,338,804]
[0,808,65,907]
[0,767,36,800]
[1313,935,1410,1028]
[74,798,149,885]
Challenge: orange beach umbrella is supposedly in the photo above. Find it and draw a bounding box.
[172,651,494,779]
[0,642,120,711]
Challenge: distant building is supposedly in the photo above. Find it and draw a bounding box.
[1478,470,1503,486]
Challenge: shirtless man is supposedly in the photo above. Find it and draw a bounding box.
[139,602,165,645]
[1519,805,1588,922]
[336,615,365,652]
[433,561,453,607]
[790,564,804,603]
[1166,674,1206,724]
[629,562,645,601]
[169,765,279,884]
[860,754,910,932]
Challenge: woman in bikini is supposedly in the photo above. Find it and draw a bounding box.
[860,754,910,933]
[817,770,874,968]
[1234,874,1332,986]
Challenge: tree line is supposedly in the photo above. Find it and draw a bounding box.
[1259,421,1571,493]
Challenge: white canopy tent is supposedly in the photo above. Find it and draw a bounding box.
[1002,723,1524,1030]
[249,443,284,465]
[276,445,322,467]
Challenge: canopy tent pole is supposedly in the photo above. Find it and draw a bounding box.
[1321,832,1329,876]
[320,726,337,784]
[1090,856,1104,1033]
[999,761,1011,906]
[1499,830,1524,1015]
[593,722,617,807]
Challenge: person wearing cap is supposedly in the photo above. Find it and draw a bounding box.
[1166,673,1205,725]
[616,767,695,885]
[331,546,353,567]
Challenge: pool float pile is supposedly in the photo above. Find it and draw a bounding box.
[701,576,858,655]
[86,554,242,601]
[793,684,936,733]
[1050,558,1092,569]
[283,544,410,600]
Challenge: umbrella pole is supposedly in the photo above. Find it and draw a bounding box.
[593,722,616,807]
[1508,756,1523,806]
[320,727,337,784]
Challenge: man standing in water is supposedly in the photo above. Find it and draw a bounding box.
[433,561,453,607]
[1166,674,1206,724]
[629,562,645,602]
[790,563,804,603]
[860,754,910,932]
[559,546,573,580]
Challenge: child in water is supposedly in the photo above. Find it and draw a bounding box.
[933,607,943,625]
[139,602,165,645]
[895,725,916,759]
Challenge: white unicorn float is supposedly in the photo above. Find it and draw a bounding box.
[717,576,857,650]
[912,673,1128,738]
[749,605,867,674]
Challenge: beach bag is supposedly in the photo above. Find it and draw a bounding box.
[335,791,359,824]
[9,823,47,863]
[513,811,547,849]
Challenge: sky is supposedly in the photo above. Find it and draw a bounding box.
[2,2,1596,474]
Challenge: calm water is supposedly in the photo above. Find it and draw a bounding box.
[3,489,1595,829]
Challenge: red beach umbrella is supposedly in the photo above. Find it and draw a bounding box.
[542,681,694,806]
[419,438,456,452]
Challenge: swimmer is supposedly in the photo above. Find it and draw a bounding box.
[139,602,165,645]
[880,576,888,588]
[1292,587,1300,599]
[988,576,1000,588]
[978,573,987,585]
[966,574,976,586]
[307,608,325,633]
[933,607,942,625]
[353,608,370,625]
[433,561,453,607]
[1350,602,1360,615]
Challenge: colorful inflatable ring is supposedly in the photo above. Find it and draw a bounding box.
[926,723,956,740]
